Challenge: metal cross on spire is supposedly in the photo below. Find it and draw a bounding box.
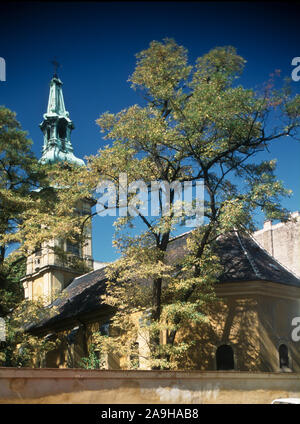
[51,58,61,77]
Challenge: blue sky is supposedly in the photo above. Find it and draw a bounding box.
[0,1,300,262]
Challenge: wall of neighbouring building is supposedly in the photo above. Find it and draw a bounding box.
[0,368,299,404]
[253,212,300,278]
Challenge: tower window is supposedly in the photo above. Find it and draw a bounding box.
[66,239,80,256]
[58,121,66,140]
[279,344,289,369]
[216,344,234,370]
[47,127,51,141]
[35,244,42,256]
[58,121,67,151]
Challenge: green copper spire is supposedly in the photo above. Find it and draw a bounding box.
[39,73,85,166]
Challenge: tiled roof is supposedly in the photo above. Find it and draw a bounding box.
[214,231,300,286]
[29,267,108,331]
[30,231,300,332]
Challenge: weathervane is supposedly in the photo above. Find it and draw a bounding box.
[51,58,61,77]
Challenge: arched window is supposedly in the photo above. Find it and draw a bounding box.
[216,344,234,370]
[279,344,289,369]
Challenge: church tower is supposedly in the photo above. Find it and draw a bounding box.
[22,71,94,304]
[39,72,84,166]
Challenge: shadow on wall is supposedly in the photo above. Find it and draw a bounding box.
[177,297,263,371]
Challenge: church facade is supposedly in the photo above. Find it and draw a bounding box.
[25,74,300,372]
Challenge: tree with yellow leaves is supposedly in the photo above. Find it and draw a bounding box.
[85,39,300,369]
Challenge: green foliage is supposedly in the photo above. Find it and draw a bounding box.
[79,343,105,369]
[0,106,39,273]
[0,255,26,316]
[0,296,60,367]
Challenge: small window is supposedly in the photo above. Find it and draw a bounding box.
[216,344,234,370]
[279,344,289,369]
[66,239,80,256]
[99,322,110,336]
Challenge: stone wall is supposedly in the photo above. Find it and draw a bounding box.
[0,368,299,404]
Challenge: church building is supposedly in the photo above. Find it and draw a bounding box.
[25,73,300,373]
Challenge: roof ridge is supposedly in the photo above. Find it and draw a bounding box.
[234,231,264,279]
[71,265,108,282]
[168,229,194,243]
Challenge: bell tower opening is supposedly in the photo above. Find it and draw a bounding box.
[58,120,66,139]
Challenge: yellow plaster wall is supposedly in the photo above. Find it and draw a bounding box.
[43,287,300,372]
[1,368,300,404]
[32,275,47,300]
